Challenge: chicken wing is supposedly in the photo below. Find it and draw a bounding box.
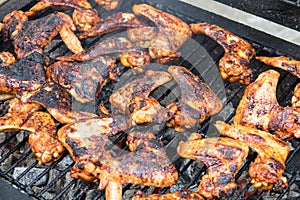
[132,190,204,200]
[26,0,100,32]
[132,4,192,63]
[95,0,122,10]
[292,83,300,108]
[190,23,255,84]
[177,133,249,199]
[0,52,16,66]
[256,56,300,78]
[3,11,83,59]
[109,70,172,125]
[19,83,97,124]
[215,121,290,190]
[46,56,118,103]
[78,12,145,39]
[119,50,151,73]
[0,51,46,94]
[166,66,223,132]
[234,69,300,139]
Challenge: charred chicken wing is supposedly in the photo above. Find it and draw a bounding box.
[177,133,249,199]
[109,70,172,125]
[0,51,46,94]
[26,0,100,31]
[166,66,223,132]
[234,69,300,139]
[256,56,300,79]
[2,10,83,59]
[78,12,145,39]
[46,56,118,103]
[190,23,255,84]
[132,190,204,200]
[215,121,290,190]
[132,4,192,63]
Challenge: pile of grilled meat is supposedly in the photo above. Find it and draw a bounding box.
[0,0,299,199]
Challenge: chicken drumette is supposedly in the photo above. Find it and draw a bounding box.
[58,123,178,200]
[256,56,300,79]
[2,10,83,60]
[109,70,172,125]
[177,133,249,199]
[131,4,192,63]
[46,56,118,103]
[166,66,223,132]
[215,121,290,190]
[191,23,255,84]
[26,0,100,31]
[234,69,300,139]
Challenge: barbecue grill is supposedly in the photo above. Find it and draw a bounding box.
[0,0,299,199]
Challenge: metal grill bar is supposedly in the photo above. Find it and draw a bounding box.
[282,0,300,6]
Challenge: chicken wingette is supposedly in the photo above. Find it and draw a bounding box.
[256,56,300,79]
[58,123,177,200]
[109,70,172,125]
[190,23,255,84]
[2,10,83,60]
[131,4,192,63]
[26,0,100,31]
[215,121,290,190]
[166,66,223,132]
[132,190,204,200]
[234,69,300,139]
[46,56,118,103]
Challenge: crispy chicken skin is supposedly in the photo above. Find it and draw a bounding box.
[109,70,172,125]
[132,4,192,63]
[0,51,46,94]
[215,121,290,190]
[234,70,300,139]
[132,190,204,200]
[3,11,83,59]
[190,23,255,84]
[78,12,145,39]
[256,56,300,78]
[58,122,177,200]
[177,133,249,199]
[166,66,223,132]
[0,97,63,164]
[95,0,122,10]
[292,83,300,108]
[20,83,97,124]
[46,56,118,103]
[119,50,151,73]
[0,52,16,66]
[26,0,100,32]
[57,37,138,62]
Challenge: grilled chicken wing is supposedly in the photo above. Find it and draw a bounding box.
[190,23,255,84]
[109,70,172,125]
[0,51,46,94]
[0,52,16,66]
[132,190,204,200]
[177,133,248,199]
[19,83,97,124]
[292,83,300,108]
[26,0,100,31]
[166,66,223,132]
[78,12,145,39]
[215,121,290,190]
[57,37,138,62]
[3,11,83,59]
[0,97,63,164]
[132,4,192,63]
[58,122,177,200]
[95,0,122,10]
[119,50,151,73]
[256,56,300,78]
[46,56,118,103]
[234,69,300,139]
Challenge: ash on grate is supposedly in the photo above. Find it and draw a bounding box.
[13,167,48,186]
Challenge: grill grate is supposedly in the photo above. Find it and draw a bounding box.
[0,0,300,199]
[281,0,300,6]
